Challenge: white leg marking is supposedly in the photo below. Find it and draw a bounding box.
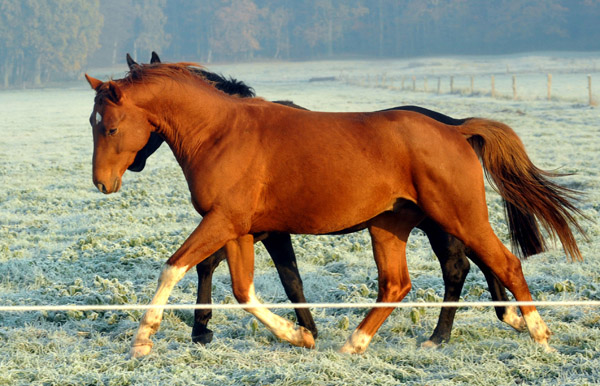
[502,305,526,332]
[340,328,372,354]
[420,340,440,349]
[523,311,553,352]
[130,264,188,358]
[244,284,314,348]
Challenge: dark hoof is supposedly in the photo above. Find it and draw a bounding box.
[191,328,214,345]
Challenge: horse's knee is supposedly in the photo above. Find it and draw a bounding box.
[380,281,411,302]
[231,282,252,304]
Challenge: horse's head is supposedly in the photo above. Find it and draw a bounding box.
[85,74,154,194]
[125,52,165,172]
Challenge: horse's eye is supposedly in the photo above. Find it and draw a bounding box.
[108,128,118,136]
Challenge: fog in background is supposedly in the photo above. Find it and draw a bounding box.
[1,0,600,87]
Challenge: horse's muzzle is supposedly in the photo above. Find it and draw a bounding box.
[95,178,121,194]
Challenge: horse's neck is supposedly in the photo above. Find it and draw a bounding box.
[139,83,236,168]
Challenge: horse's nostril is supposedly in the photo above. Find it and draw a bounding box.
[97,183,107,193]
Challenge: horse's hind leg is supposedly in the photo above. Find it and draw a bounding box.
[465,231,550,347]
[226,234,315,348]
[192,249,227,344]
[262,232,318,339]
[468,254,526,332]
[418,219,525,347]
[340,209,423,354]
[419,183,551,348]
[418,218,471,347]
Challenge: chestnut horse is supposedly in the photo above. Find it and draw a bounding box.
[127,53,532,347]
[85,63,583,358]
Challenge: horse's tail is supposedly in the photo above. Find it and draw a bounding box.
[458,118,587,261]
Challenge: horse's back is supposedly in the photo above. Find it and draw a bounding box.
[250,108,481,234]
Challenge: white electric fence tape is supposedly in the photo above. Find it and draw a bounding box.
[1,300,599,312]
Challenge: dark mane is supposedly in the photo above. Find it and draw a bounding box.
[193,69,256,98]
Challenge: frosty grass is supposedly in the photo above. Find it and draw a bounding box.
[1,53,599,385]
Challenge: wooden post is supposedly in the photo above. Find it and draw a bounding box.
[547,73,552,101]
[412,75,416,91]
[437,77,441,94]
[470,75,474,95]
[491,75,495,98]
[450,76,454,93]
[424,76,428,92]
[512,75,517,100]
[589,74,593,106]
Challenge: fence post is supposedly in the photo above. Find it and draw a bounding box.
[450,76,454,93]
[437,77,441,94]
[401,76,406,90]
[491,75,495,98]
[589,75,593,106]
[547,73,552,101]
[412,76,416,91]
[424,76,428,92]
[512,75,517,100]
[470,75,474,95]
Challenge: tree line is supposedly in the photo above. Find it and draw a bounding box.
[1,0,600,88]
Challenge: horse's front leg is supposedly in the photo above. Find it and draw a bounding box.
[262,232,318,339]
[341,209,422,354]
[130,211,238,358]
[192,248,227,344]
[226,234,315,348]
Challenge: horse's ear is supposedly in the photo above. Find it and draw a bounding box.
[150,51,161,63]
[85,74,104,91]
[126,53,138,69]
[106,81,123,104]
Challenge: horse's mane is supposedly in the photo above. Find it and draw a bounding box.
[192,68,256,98]
[101,62,256,102]
[95,62,219,104]
[124,62,202,85]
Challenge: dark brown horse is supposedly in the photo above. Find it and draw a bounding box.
[85,62,584,358]
[125,52,530,347]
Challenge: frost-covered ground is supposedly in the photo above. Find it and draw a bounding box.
[1,52,599,385]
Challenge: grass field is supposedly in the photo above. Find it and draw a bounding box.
[1,53,599,385]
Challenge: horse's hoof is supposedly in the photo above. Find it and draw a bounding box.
[192,328,214,345]
[420,340,440,349]
[339,343,366,354]
[298,326,315,349]
[129,340,153,358]
[339,330,370,354]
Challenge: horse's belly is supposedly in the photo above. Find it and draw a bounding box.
[254,174,414,235]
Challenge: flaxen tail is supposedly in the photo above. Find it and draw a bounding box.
[459,118,587,261]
